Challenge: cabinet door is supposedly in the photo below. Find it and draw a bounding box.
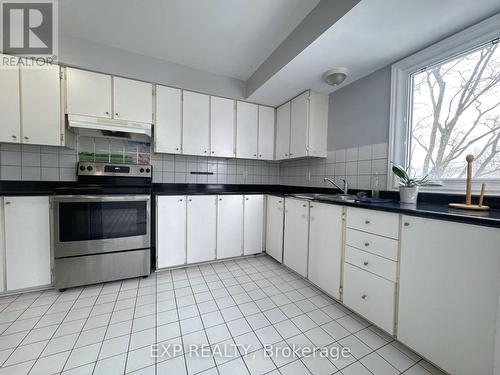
[182,91,210,156]
[308,202,342,299]
[258,106,275,160]
[275,102,290,160]
[113,77,152,123]
[243,195,264,255]
[187,195,216,263]
[155,86,182,154]
[398,216,500,375]
[217,195,243,259]
[290,91,309,158]
[211,97,235,158]
[283,198,309,277]
[265,195,284,263]
[0,55,21,143]
[65,68,112,118]
[20,63,61,146]
[4,197,51,291]
[307,91,328,157]
[156,196,186,268]
[236,101,258,159]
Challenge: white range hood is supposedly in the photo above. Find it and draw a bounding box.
[67,114,152,138]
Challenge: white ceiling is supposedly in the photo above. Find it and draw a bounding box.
[59,0,320,80]
[248,0,500,105]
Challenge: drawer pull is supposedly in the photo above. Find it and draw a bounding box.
[404,222,410,226]
[302,204,307,207]
[364,242,370,247]
[361,294,367,300]
[363,261,369,266]
[365,220,370,224]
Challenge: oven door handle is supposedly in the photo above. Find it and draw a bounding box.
[51,195,151,203]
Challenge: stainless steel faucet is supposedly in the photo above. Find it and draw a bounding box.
[324,177,348,194]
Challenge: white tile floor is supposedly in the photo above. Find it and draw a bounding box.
[0,255,447,375]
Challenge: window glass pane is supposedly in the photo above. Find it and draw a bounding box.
[409,42,500,180]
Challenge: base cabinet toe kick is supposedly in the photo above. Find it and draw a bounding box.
[274,200,500,375]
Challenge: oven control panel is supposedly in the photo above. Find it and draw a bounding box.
[77,162,152,177]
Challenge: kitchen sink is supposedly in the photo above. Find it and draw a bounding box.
[291,193,357,202]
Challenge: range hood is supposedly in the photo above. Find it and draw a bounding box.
[67,114,152,140]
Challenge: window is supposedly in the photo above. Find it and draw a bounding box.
[389,15,500,193]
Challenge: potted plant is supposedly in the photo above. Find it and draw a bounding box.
[392,164,430,204]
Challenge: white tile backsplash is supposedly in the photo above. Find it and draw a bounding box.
[279,142,388,191]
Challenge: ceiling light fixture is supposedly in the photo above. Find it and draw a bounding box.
[323,68,349,86]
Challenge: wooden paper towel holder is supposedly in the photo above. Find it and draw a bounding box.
[448,154,489,211]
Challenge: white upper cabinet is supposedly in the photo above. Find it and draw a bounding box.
[308,202,343,300]
[211,97,235,158]
[66,68,112,118]
[265,195,284,263]
[187,195,216,263]
[155,86,182,154]
[243,195,264,255]
[156,196,186,269]
[276,90,328,160]
[0,55,21,143]
[258,105,275,160]
[283,198,309,277]
[217,195,243,259]
[20,63,61,146]
[398,216,500,375]
[290,91,309,158]
[4,197,51,291]
[236,101,258,159]
[182,90,210,156]
[276,102,291,160]
[113,77,152,123]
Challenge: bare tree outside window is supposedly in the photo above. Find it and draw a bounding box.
[409,40,500,181]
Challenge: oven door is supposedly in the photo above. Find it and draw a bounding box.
[52,195,150,258]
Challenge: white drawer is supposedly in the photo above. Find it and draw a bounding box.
[343,263,396,334]
[345,246,397,282]
[346,207,399,239]
[345,228,398,261]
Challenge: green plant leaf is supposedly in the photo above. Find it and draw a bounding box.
[392,164,409,182]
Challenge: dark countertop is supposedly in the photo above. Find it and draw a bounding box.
[1,181,499,228]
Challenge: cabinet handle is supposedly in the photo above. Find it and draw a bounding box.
[365,220,370,224]
[24,136,29,140]
[115,113,119,117]
[289,153,293,156]
[361,294,367,300]
[211,151,215,154]
[175,148,179,151]
[278,200,282,203]
[259,154,262,157]
[302,204,307,207]
[285,154,288,157]
[364,242,369,247]
[363,261,368,266]
[253,154,257,157]
[219,198,222,201]
[179,199,183,202]
[105,111,110,115]
[245,198,249,201]
[11,135,16,139]
[204,150,207,153]
[5,201,10,205]
[310,205,314,208]
[188,198,192,202]
[404,222,410,227]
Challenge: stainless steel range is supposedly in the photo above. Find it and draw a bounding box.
[51,162,152,290]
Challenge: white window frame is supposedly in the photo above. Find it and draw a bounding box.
[388,14,500,194]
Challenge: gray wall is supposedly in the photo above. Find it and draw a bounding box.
[59,36,246,100]
[327,66,391,151]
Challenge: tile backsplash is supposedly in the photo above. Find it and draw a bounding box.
[0,139,388,187]
[152,154,280,185]
[279,142,388,191]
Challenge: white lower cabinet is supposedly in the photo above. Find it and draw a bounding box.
[217,195,243,259]
[398,216,500,375]
[187,195,216,263]
[265,195,284,262]
[243,195,264,255]
[283,198,309,277]
[156,196,186,268]
[307,203,343,300]
[3,197,51,291]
